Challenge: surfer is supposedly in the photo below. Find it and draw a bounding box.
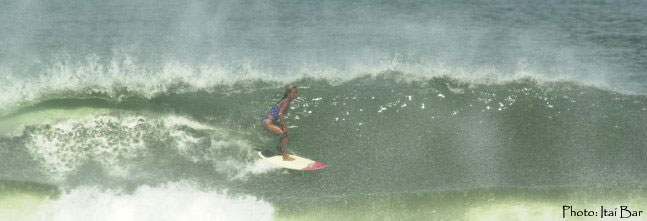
[262,84,298,161]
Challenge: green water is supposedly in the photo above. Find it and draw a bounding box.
[274,187,647,220]
[2,0,647,219]
[1,75,646,220]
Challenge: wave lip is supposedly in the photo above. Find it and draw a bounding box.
[1,50,634,116]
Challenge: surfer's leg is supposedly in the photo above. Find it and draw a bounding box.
[262,120,293,160]
[279,133,294,161]
[262,119,284,136]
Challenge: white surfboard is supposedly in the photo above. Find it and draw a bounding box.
[257,149,327,170]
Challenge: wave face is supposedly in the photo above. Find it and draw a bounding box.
[2,76,647,220]
[1,0,647,220]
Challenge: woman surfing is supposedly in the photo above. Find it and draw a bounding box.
[261,84,298,161]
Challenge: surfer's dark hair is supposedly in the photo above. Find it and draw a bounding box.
[283,84,297,99]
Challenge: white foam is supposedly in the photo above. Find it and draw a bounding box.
[26,115,150,180]
[24,113,266,181]
[0,53,620,116]
[233,159,281,180]
[163,115,217,131]
[33,183,274,221]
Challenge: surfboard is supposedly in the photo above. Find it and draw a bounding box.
[257,149,327,170]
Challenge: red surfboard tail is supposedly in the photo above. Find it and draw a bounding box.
[303,161,327,170]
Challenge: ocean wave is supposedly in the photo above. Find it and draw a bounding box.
[1,71,646,196]
[0,52,623,116]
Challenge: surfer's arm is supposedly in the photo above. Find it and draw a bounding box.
[278,101,289,133]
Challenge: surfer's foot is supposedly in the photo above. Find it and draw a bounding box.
[283,155,295,161]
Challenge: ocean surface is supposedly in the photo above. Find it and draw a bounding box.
[1,0,647,220]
